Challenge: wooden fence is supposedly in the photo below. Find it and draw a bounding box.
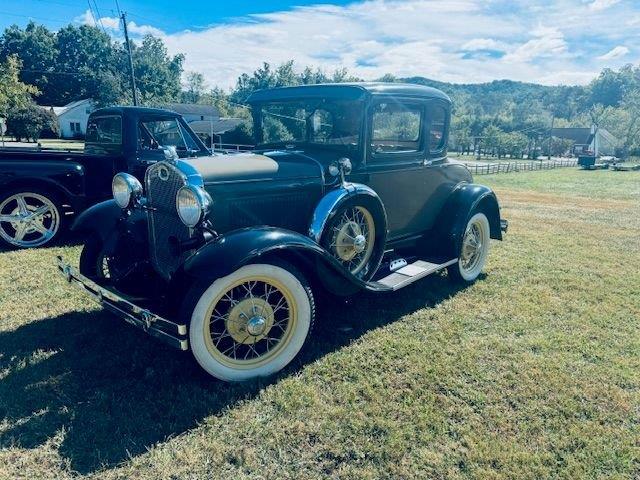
[463,159,578,175]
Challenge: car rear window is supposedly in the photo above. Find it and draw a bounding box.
[429,107,447,152]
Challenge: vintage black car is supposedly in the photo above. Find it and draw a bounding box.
[0,107,210,249]
[58,83,507,382]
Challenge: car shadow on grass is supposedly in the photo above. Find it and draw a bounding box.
[0,274,471,474]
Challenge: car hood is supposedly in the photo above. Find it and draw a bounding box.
[184,151,323,185]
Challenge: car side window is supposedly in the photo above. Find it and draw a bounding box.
[371,103,422,154]
[429,106,447,152]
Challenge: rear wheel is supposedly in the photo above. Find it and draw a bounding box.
[187,263,315,382]
[0,189,63,249]
[448,212,490,284]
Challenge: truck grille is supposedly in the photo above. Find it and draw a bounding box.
[145,161,193,280]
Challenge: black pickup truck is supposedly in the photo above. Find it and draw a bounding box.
[0,107,211,248]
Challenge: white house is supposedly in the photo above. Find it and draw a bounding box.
[42,99,94,139]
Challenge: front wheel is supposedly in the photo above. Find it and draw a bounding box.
[447,212,491,284]
[187,263,315,382]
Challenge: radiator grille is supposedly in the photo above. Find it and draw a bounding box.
[145,161,192,280]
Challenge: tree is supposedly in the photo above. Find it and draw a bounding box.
[182,71,207,103]
[131,35,183,105]
[0,22,56,104]
[0,55,39,118]
[7,101,56,142]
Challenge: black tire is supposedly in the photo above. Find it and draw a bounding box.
[319,196,386,281]
[79,234,110,281]
[181,260,315,382]
[0,187,66,249]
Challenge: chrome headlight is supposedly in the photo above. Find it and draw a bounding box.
[112,173,143,209]
[176,185,212,228]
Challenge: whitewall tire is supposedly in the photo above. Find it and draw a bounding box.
[448,212,491,283]
[188,263,314,382]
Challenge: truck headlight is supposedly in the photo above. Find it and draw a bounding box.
[112,173,143,209]
[176,185,212,228]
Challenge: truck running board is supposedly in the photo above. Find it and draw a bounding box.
[369,258,458,291]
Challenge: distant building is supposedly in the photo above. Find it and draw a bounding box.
[550,126,619,157]
[159,103,244,147]
[42,99,94,139]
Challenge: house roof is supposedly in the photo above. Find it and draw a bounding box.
[246,82,451,103]
[161,103,221,117]
[41,99,92,117]
[185,118,244,135]
[551,127,618,146]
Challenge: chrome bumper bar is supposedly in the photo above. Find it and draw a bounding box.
[56,256,189,351]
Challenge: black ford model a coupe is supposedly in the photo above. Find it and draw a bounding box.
[58,83,507,381]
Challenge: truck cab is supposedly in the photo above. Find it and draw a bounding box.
[0,107,210,249]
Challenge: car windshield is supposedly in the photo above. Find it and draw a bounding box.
[258,99,363,148]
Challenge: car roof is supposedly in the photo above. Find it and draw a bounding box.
[90,106,181,117]
[246,82,451,104]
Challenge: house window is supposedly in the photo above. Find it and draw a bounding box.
[371,103,422,154]
[69,122,81,133]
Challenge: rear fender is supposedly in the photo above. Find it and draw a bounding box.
[433,182,503,257]
[180,226,366,295]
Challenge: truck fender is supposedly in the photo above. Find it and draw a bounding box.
[71,200,148,242]
[433,182,503,258]
[180,226,367,295]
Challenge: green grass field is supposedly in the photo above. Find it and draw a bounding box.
[0,169,638,479]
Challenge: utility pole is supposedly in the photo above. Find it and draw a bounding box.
[121,13,139,106]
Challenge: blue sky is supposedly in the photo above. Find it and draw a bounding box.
[1,0,639,88]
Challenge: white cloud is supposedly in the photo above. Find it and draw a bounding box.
[461,38,504,51]
[597,45,629,60]
[75,10,163,37]
[76,0,640,88]
[503,27,567,63]
[588,0,621,12]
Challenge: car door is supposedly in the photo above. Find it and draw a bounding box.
[83,115,125,201]
[364,99,432,241]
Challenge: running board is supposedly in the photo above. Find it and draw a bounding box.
[369,258,458,291]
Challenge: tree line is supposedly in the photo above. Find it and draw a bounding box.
[1,20,640,155]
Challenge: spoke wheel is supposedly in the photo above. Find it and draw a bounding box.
[448,212,490,283]
[0,192,60,248]
[328,206,376,275]
[188,264,314,381]
[205,277,297,368]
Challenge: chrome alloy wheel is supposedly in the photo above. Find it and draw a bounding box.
[0,192,60,248]
[460,217,486,274]
[205,277,297,367]
[329,206,375,275]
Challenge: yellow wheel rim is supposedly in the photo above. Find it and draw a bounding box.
[202,275,297,369]
[329,206,375,275]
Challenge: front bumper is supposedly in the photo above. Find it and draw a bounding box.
[56,256,189,351]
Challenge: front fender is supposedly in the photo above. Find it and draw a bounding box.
[434,182,503,257]
[308,182,388,243]
[182,226,366,293]
[71,200,148,242]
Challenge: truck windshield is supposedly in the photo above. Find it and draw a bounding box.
[139,118,200,154]
[258,100,362,148]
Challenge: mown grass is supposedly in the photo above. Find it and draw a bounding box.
[0,168,638,479]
